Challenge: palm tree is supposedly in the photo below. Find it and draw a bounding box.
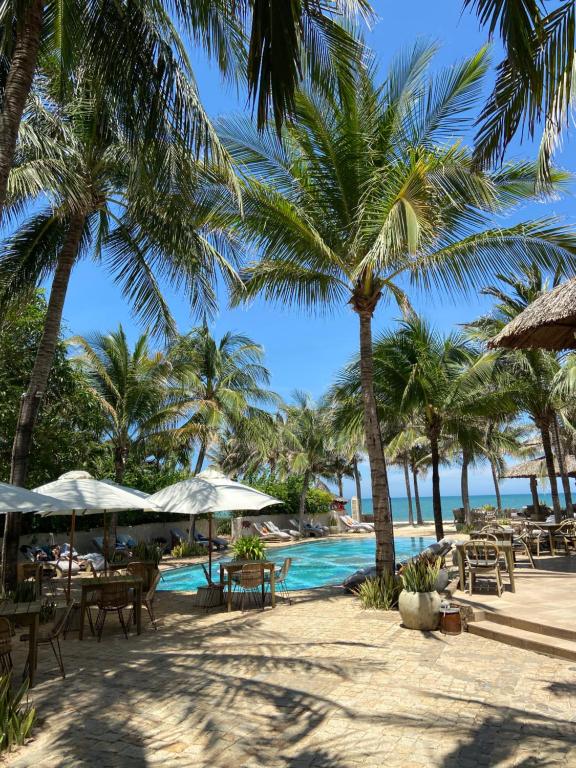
[468,267,572,522]
[220,44,576,572]
[282,392,332,529]
[465,0,574,183]
[169,326,279,475]
[0,1,370,220]
[71,327,185,483]
[0,78,237,587]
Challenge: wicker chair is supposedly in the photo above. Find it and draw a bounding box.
[126,562,158,593]
[525,524,551,557]
[0,618,13,675]
[464,540,503,597]
[21,602,75,679]
[129,571,161,629]
[234,564,265,612]
[551,520,576,554]
[268,558,292,605]
[94,582,131,641]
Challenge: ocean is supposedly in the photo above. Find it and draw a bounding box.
[346,493,565,522]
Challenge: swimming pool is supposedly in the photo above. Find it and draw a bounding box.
[158,535,435,591]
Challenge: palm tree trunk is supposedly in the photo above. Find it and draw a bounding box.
[529,476,540,513]
[0,0,43,219]
[356,308,395,576]
[539,419,561,522]
[352,457,362,516]
[552,416,573,516]
[429,429,444,541]
[412,465,424,525]
[193,442,206,476]
[298,469,311,530]
[111,444,129,544]
[3,213,85,589]
[403,459,414,525]
[490,457,502,514]
[461,449,471,526]
[337,473,344,499]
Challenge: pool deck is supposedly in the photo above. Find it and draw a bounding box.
[9,584,576,767]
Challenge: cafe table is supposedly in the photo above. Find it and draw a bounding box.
[531,522,569,555]
[454,540,516,593]
[219,560,276,612]
[77,575,143,640]
[0,600,42,687]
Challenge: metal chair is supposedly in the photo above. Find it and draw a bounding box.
[94,582,131,641]
[464,540,503,597]
[0,618,13,675]
[21,603,75,679]
[267,558,292,605]
[234,564,265,612]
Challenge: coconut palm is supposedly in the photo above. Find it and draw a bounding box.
[282,392,332,529]
[220,43,576,573]
[0,1,371,221]
[169,326,279,475]
[0,79,237,586]
[468,267,572,521]
[465,0,575,183]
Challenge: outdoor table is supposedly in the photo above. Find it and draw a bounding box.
[454,540,516,593]
[219,560,276,612]
[470,530,514,544]
[77,576,143,640]
[0,600,42,687]
[531,522,567,555]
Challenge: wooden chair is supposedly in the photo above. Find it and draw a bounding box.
[552,521,576,554]
[234,564,265,612]
[0,618,13,675]
[129,571,161,629]
[525,524,550,557]
[21,603,75,679]
[94,582,131,641]
[126,562,158,592]
[464,540,503,597]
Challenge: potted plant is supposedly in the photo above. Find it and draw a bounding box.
[231,535,267,561]
[398,557,442,630]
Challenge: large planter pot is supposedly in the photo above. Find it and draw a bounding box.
[398,589,441,630]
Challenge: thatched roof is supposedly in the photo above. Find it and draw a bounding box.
[503,455,576,478]
[489,278,576,350]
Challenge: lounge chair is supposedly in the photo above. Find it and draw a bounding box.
[266,521,301,539]
[170,527,228,551]
[289,519,326,537]
[253,522,290,541]
[339,515,373,533]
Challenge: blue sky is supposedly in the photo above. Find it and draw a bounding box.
[58,1,576,500]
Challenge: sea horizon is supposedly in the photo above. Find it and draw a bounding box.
[345,492,565,522]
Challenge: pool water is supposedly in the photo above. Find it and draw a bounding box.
[158,535,435,592]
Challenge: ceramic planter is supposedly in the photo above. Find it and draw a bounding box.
[398,589,441,630]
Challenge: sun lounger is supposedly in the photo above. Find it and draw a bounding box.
[339,515,373,532]
[253,522,290,541]
[266,521,301,539]
[289,518,326,537]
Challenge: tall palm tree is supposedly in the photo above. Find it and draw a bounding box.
[220,43,576,573]
[170,326,279,474]
[468,267,572,521]
[0,1,370,220]
[465,0,575,183]
[282,392,332,529]
[0,79,237,586]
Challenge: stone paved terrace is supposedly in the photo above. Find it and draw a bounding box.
[7,586,576,768]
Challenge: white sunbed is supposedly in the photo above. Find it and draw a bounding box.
[340,515,373,533]
[266,521,301,540]
[289,519,326,537]
[252,522,291,541]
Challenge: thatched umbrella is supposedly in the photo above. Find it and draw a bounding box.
[489,278,576,350]
[502,455,576,511]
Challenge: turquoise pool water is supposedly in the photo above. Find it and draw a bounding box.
[158,535,435,592]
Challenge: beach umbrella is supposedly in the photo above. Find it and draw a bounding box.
[35,472,161,596]
[489,278,576,350]
[147,468,282,579]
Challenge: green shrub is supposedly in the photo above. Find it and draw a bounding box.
[354,574,401,610]
[455,522,475,534]
[216,518,232,536]
[132,541,163,566]
[171,541,206,558]
[0,676,35,752]
[244,474,332,517]
[232,535,267,561]
[400,558,441,593]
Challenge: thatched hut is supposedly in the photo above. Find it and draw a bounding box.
[489,278,576,350]
[502,455,576,514]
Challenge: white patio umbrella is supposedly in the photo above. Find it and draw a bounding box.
[35,472,161,595]
[0,482,73,587]
[147,468,282,579]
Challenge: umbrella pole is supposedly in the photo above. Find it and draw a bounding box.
[208,512,213,584]
[103,511,109,575]
[67,511,76,603]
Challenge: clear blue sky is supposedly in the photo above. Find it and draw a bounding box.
[58,1,576,500]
